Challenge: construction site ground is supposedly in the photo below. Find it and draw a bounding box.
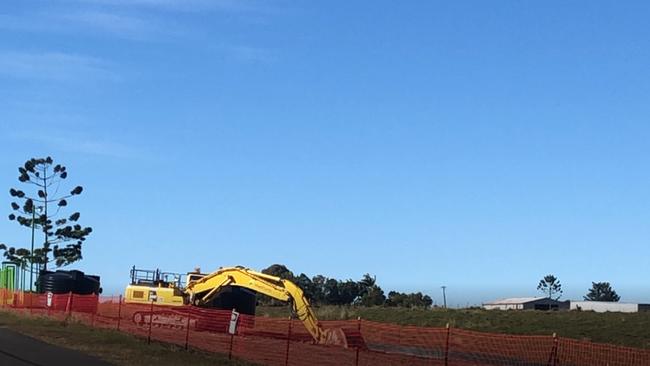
[0,311,254,366]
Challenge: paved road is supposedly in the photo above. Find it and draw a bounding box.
[0,327,113,366]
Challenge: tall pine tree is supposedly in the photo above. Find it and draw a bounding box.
[3,157,92,269]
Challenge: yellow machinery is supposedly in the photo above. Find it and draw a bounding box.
[124,267,192,307]
[125,266,352,347]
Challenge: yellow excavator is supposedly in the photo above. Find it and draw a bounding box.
[124,266,358,348]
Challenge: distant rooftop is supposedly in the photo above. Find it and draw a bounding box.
[484,297,548,305]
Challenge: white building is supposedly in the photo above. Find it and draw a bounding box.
[570,301,649,313]
[483,297,569,311]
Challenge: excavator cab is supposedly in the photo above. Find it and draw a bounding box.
[125,266,185,306]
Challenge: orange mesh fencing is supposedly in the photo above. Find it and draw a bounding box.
[1,290,649,366]
[557,338,650,366]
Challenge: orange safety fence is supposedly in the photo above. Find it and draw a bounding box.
[1,289,649,366]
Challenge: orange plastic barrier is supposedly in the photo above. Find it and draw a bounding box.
[1,289,649,366]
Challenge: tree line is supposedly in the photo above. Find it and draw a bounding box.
[261,264,434,308]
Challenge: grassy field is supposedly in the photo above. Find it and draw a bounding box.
[0,311,255,366]
[258,305,650,349]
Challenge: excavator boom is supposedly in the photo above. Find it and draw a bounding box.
[185,267,337,345]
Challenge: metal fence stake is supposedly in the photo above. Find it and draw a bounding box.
[228,334,235,360]
[284,317,292,366]
[355,317,361,366]
[116,295,123,331]
[547,332,559,366]
[65,292,72,315]
[147,300,154,344]
[68,292,74,316]
[91,300,96,327]
[445,323,451,366]
[184,310,191,350]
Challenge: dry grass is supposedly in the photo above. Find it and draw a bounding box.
[0,310,256,366]
[258,305,650,349]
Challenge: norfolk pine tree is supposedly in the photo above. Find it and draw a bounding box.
[537,274,563,300]
[584,282,620,302]
[2,157,92,270]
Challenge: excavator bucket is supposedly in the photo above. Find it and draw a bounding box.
[322,328,367,350]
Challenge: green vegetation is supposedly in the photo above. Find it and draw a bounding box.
[0,311,254,366]
[537,274,563,299]
[3,157,92,269]
[260,264,432,307]
[258,305,650,349]
[584,282,621,302]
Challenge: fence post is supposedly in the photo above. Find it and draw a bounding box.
[91,298,96,327]
[444,323,451,366]
[228,334,234,360]
[65,292,72,315]
[68,292,74,316]
[284,317,292,366]
[184,310,191,350]
[226,307,235,360]
[147,300,154,344]
[116,295,123,331]
[355,317,361,366]
[547,332,559,366]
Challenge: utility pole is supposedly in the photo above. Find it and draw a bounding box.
[42,166,48,272]
[30,207,35,292]
[441,286,447,309]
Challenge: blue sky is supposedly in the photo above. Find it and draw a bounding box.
[1,1,649,306]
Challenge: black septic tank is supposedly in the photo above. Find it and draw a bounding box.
[37,270,101,295]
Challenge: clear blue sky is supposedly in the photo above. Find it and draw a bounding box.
[1,1,649,306]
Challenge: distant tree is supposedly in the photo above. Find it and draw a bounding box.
[584,282,620,302]
[385,291,406,307]
[414,292,433,308]
[259,264,296,305]
[386,291,433,308]
[255,266,429,308]
[262,264,295,280]
[359,273,376,289]
[357,273,376,298]
[294,273,317,302]
[357,284,385,306]
[311,275,328,304]
[337,279,361,305]
[3,157,91,269]
[354,273,386,306]
[537,274,563,300]
[324,278,342,304]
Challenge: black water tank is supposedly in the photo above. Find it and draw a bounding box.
[206,286,257,315]
[37,270,101,295]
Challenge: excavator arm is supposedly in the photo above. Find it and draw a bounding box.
[184,267,348,346]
